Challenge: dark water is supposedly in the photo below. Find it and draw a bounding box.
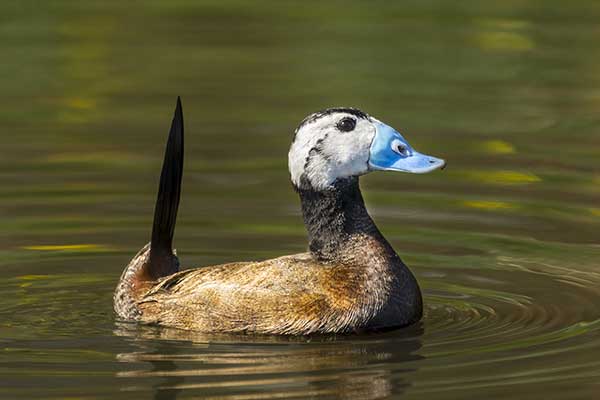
[2,1,600,398]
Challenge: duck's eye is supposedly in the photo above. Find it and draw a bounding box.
[391,139,409,156]
[336,117,356,132]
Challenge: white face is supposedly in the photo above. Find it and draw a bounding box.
[288,110,376,190]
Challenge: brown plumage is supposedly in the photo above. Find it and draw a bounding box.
[113,100,444,335]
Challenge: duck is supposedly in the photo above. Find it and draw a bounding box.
[114,98,445,335]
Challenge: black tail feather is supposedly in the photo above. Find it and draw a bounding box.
[148,97,184,279]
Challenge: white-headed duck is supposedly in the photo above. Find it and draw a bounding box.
[114,98,445,335]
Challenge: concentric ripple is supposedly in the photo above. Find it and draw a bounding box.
[414,255,600,397]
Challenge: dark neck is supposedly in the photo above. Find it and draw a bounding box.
[295,176,388,260]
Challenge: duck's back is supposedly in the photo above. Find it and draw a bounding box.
[136,252,386,335]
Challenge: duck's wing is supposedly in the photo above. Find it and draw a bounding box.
[136,254,368,335]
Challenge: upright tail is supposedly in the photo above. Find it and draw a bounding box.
[114,98,184,319]
[147,96,184,280]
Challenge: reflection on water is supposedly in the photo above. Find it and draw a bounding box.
[1,1,600,399]
[114,324,423,400]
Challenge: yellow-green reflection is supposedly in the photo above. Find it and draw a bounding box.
[463,200,516,211]
[22,244,110,252]
[478,140,516,155]
[456,170,541,185]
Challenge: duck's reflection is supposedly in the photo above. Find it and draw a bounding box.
[114,323,424,400]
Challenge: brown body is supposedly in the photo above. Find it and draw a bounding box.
[116,237,421,335]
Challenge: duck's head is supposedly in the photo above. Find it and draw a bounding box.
[289,108,445,190]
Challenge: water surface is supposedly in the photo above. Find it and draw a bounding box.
[1,1,600,399]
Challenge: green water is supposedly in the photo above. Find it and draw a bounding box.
[2,1,600,398]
